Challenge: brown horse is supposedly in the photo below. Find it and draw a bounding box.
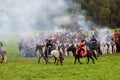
[67,45,97,64]
[35,44,47,64]
[88,41,102,56]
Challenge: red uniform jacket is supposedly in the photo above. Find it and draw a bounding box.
[76,43,86,55]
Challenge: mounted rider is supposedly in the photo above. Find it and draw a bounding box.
[45,39,53,57]
[89,35,97,50]
[76,39,86,56]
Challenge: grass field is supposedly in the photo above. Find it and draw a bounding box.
[0,38,120,80]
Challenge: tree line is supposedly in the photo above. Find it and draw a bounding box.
[73,0,120,28]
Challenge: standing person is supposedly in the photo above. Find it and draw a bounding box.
[91,26,95,36]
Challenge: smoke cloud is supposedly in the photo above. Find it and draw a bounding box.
[0,0,112,37]
[0,0,77,32]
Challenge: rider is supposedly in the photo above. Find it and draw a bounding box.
[89,35,97,50]
[113,29,118,41]
[45,39,53,57]
[76,39,86,56]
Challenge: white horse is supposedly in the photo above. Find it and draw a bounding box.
[48,44,64,65]
[36,44,64,65]
[50,49,63,65]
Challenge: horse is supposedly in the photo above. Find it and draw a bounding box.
[89,41,102,56]
[35,44,64,65]
[0,42,7,63]
[67,45,97,64]
[50,49,64,65]
[35,44,47,63]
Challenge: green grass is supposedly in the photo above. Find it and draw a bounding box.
[0,55,120,80]
[0,38,120,80]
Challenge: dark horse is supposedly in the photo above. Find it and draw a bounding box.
[89,42,102,56]
[67,45,97,64]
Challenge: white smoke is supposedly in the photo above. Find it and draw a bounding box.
[0,0,113,41]
[0,0,76,32]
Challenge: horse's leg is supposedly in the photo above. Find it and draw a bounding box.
[43,56,47,63]
[4,55,7,63]
[46,57,51,64]
[90,56,95,64]
[38,57,41,63]
[56,58,59,65]
[92,51,98,60]
[45,50,50,64]
[1,55,4,63]
[78,57,82,64]
[60,58,63,65]
[41,51,47,64]
[59,53,63,65]
[38,50,42,63]
[54,56,57,64]
[74,57,77,64]
[87,56,90,64]
[45,57,48,64]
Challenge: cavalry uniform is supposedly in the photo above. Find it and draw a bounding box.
[113,30,118,41]
[76,41,86,56]
[89,36,97,50]
[113,32,118,40]
[45,40,53,57]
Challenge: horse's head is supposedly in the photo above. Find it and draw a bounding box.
[35,44,45,51]
[67,45,76,53]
